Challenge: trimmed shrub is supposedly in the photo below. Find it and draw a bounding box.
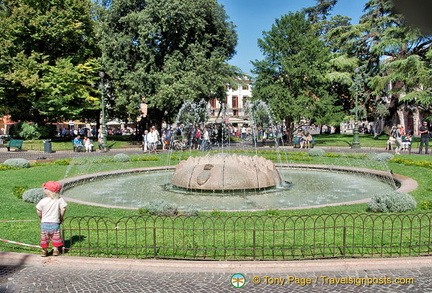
[3,158,30,168]
[22,188,45,204]
[113,153,130,162]
[184,205,200,216]
[371,153,394,161]
[367,191,416,213]
[308,148,326,157]
[141,199,178,216]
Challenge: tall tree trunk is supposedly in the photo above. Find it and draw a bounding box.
[284,117,294,144]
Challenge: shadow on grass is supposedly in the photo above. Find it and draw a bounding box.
[63,235,87,254]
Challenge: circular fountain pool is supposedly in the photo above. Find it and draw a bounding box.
[60,165,401,211]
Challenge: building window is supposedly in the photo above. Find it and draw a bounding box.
[233,110,239,116]
[232,96,238,108]
[242,85,249,90]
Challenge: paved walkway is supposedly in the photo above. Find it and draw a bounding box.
[0,143,428,164]
[0,145,431,292]
[1,252,432,292]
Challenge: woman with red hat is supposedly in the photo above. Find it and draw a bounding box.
[36,181,67,257]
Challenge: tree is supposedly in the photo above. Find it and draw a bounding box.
[96,0,239,127]
[251,12,342,139]
[0,0,100,125]
[329,0,432,130]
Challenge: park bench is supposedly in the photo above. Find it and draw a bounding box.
[72,139,96,152]
[72,140,84,152]
[0,139,24,151]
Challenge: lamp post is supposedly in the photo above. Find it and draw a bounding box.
[99,71,108,152]
[351,68,361,149]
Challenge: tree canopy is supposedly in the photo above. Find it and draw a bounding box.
[0,0,100,124]
[96,0,239,125]
[1,0,430,132]
[251,11,343,133]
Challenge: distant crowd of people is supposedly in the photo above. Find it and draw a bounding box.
[64,120,430,155]
[58,126,135,138]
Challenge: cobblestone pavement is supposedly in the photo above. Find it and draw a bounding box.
[1,266,431,293]
[1,253,432,293]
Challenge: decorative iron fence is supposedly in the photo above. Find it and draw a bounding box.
[62,213,432,260]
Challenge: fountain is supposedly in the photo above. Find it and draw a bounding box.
[171,154,283,191]
[60,100,411,211]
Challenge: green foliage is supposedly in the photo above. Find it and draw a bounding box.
[390,158,432,169]
[97,0,239,122]
[324,152,342,158]
[9,122,57,139]
[367,191,417,213]
[13,186,27,199]
[420,200,432,210]
[54,159,72,165]
[308,148,326,156]
[210,209,224,217]
[0,0,99,123]
[113,153,130,162]
[264,209,280,216]
[18,122,41,140]
[3,158,30,168]
[130,156,159,162]
[141,200,178,216]
[252,11,342,129]
[371,153,394,161]
[22,188,45,204]
[0,164,19,171]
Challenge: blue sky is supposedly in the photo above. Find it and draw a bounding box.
[218,0,368,74]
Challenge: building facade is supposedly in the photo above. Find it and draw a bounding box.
[208,75,253,126]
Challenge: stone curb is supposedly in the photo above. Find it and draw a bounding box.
[2,251,432,273]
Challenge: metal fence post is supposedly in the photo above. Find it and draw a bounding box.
[342,227,347,257]
[253,229,256,260]
[153,227,157,258]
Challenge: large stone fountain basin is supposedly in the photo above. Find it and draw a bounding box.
[59,164,417,211]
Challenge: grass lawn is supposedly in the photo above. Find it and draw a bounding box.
[0,140,431,258]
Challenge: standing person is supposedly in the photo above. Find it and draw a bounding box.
[418,121,430,154]
[142,130,149,152]
[97,130,105,151]
[241,125,247,140]
[36,181,67,257]
[394,124,404,155]
[151,126,160,141]
[193,126,202,150]
[147,127,158,153]
[200,126,209,151]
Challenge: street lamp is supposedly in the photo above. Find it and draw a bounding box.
[351,68,361,149]
[99,71,108,152]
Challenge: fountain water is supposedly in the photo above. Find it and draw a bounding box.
[61,100,403,211]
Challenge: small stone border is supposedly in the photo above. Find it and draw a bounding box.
[59,164,418,211]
